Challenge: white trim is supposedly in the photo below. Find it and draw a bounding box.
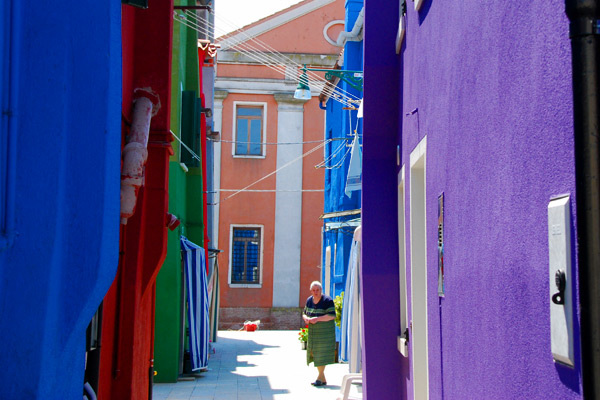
[228,224,265,287]
[409,137,429,399]
[410,136,427,167]
[232,101,268,158]
[414,0,424,11]
[217,77,320,96]
[395,14,406,54]
[229,283,262,289]
[397,166,409,357]
[217,51,338,67]
[323,20,345,46]
[219,0,336,50]
[213,93,227,252]
[324,246,332,296]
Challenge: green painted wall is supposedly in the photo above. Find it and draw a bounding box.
[154,0,205,382]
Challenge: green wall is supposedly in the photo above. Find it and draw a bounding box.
[154,0,205,382]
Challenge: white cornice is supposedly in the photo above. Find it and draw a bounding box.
[216,77,296,94]
[217,51,338,67]
[219,0,336,50]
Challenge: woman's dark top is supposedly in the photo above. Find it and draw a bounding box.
[304,294,336,318]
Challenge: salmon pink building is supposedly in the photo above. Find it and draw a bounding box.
[213,0,345,328]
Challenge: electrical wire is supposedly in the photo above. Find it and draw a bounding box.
[315,138,350,169]
[175,11,361,107]
[207,189,323,193]
[171,130,202,163]
[215,139,330,205]
[208,137,348,145]
[209,10,361,102]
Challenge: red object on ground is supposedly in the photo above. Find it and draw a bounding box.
[244,322,258,332]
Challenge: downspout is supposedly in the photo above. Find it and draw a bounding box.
[120,88,160,224]
[565,1,600,397]
[336,7,364,47]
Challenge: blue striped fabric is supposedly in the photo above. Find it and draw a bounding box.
[181,236,210,371]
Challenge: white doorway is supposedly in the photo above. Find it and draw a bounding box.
[410,137,429,399]
[398,167,409,357]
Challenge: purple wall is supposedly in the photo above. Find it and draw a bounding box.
[362,0,582,399]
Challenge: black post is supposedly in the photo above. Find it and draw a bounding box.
[565,1,600,397]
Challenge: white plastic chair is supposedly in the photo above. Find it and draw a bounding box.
[336,373,362,400]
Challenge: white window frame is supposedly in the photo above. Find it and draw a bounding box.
[232,101,267,159]
[228,224,264,288]
[409,136,429,399]
[397,166,409,357]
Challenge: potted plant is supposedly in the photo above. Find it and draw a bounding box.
[298,326,308,350]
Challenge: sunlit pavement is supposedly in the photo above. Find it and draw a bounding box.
[153,330,355,400]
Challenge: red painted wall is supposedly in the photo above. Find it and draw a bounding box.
[216,0,342,310]
[98,2,174,399]
[218,93,278,308]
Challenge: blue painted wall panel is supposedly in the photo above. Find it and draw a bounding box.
[0,2,121,398]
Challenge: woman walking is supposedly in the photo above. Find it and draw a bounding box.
[302,281,336,386]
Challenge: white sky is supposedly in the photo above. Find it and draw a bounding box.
[214,0,304,36]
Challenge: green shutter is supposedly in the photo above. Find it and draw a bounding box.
[181,91,200,167]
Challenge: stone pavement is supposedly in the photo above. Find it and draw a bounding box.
[153,330,360,400]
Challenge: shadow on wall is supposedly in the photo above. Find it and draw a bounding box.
[418,0,433,25]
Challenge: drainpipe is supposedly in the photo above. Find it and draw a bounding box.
[565,1,600,397]
[120,89,160,224]
[336,7,364,47]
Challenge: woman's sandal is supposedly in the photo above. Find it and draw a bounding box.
[311,380,327,387]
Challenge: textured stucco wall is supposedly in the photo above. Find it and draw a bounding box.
[0,2,121,398]
[363,0,581,399]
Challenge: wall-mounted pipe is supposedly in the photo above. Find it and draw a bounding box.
[120,90,159,224]
[336,7,364,47]
[565,0,600,397]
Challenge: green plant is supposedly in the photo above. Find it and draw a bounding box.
[334,292,344,328]
[298,326,308,342]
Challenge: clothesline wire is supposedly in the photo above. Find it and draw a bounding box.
[171,130,202,163]
[216,139,330,205]
[173,130,329,201]
[210,10,361,101]
[208,137,349,145]
[206,189,323,193]
[315,138,350,169]
[208,11,361,104]
[179,12,355,107]
[176,11,361,106]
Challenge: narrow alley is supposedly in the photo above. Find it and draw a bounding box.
[153,330,358,400]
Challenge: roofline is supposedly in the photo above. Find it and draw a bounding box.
[217,0,337,50]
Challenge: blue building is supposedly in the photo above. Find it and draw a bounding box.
[320,0,363,308]
[0,2,121,398]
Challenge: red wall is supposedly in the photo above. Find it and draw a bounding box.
[98,2,173,399]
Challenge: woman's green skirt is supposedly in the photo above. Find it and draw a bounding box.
[306,320,336,366]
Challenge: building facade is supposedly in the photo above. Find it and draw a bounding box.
[154,0,218,383]
[360,0,583,399]
[96,2,175,399]
[214,0,345,329]
[0,2,122,398]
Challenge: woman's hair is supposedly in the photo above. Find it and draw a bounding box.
[310,281,322,290]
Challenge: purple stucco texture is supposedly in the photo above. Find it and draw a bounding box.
[361,0,581,399]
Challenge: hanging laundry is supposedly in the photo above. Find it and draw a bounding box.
[345,135,362,197]
[181,236,210,371]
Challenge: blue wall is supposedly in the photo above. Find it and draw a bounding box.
[321,0,363,300]
[0,2,121,398]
